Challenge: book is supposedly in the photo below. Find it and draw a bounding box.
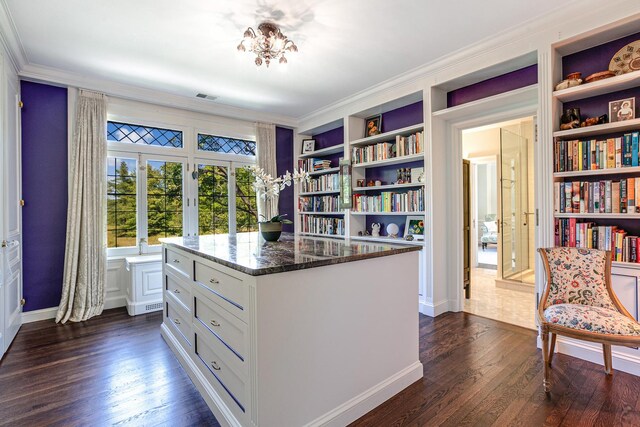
[620,178,627,213]
[628,178,636,214]
[623,133,633,166]
[616,137,622,168]
[633,131,639,167]
[612,181,620,213]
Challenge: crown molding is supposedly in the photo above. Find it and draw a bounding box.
[19,63,298,127]
[0,0,27,71]
[297,0,639,127]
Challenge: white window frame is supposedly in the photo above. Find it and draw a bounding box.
[106,115,257,257]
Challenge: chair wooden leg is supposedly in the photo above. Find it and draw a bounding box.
[548,333,557,366]
[541,330,551,393]
[603,344,613,375]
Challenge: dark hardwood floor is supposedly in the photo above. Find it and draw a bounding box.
[1,308,639,426]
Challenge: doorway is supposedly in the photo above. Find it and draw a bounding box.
[462,117,536,330]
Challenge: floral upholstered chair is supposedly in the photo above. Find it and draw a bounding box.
[537,247,640,393]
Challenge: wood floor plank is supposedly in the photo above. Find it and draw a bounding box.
[1,308,638,426]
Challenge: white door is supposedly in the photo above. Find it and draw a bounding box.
[2,64,22,356]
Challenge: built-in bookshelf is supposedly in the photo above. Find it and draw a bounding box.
[551,26,640,266]
[295,122,346,238]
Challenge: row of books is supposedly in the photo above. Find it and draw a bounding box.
[351,132,424,165]
[300,216,345,236]
[555,218,640,262]
[554,131,640,172]
[352,189,424,213]
[298,158,332,173]
[554,179,640,214]
[299,195,339,213]
[300,173,339,193]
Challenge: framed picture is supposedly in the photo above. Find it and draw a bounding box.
[302,139,316,154]
[338,158,352,209]
[364,115,382,137]
[609,97,635,122]
[404,216,424,241]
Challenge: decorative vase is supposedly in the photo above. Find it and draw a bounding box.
[259,222,282,241]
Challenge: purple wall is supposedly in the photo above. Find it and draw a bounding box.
[447,64,538,108]
[381,101,423,133]
[562,31,640,79]
[21,81,68,312]
[276,126,295,232]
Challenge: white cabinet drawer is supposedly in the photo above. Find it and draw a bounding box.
[165,271,191,312]
[165,298,191,347]
[194,331,247,414]
[194,261,246,316]
[194,290,247,362]
[165,247,192,279]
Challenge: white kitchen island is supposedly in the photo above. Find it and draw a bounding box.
[160,232,423,427]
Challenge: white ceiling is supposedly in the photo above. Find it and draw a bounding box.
[5,0,571,119]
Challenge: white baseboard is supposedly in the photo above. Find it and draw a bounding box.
[420,300,449,317]
[22,296,127,324]
[306,361,423,427]
[22,307,58,323]
[556,337,640,376]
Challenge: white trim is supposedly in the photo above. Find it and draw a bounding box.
[303,361,423,427]
[420,300,450,317]
[556,336,640,376]
[22,307,57,323]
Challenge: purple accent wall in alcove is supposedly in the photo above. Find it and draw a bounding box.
[276,126,295,232]
[313,126,343,150]
[21,81,68,312]
[381,101,423,133]
[562,31,640,78]
[447,64,538,108]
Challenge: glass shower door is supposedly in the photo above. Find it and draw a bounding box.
[500,129,530,282]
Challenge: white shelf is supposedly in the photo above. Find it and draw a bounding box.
[352,153,424,169]
[299,144,344,159]
[298,211,345,216]
[308,167,340,176]
[350,211,425,216]
[554,166,640,178]
[299,190,340,196]
[353,183,425,191]
[349,235,425,247]
[554,213,640,219]
[298,232,345,239]
[553,71,640,103]
[350,123,424,147]
[612,261,640,270]
[553,118,640,139]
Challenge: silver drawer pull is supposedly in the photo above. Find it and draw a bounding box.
[210,320,220,327]
[172,259,180,263]
[174,289,180,294]
[209,278,220,284]
[173,318,181,325]
[211,361,221,371]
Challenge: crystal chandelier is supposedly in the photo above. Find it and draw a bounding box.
[237,22,298,67]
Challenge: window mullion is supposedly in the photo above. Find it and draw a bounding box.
[138,153,149,254]
[229,162,237,235]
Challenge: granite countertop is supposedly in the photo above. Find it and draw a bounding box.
[160,232,421,276]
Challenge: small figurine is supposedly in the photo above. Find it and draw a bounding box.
[404,235,414,241]
[327,223,334,235]
[367,180,375,187]
[371,223,381,237]
[560,107,581,130]
[375,180,382,186]
[555,72,583,91]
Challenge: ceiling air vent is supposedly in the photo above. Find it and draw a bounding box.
[196,93,218,101]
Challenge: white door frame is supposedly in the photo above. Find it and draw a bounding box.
[438,87,539,313]
[467,155,498,269]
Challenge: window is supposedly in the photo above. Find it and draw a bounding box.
[235,166,258,232]
[108,121,183,148]
[198,133,256,156]
[197,164,229,235]
[106,118,256,255]
[147,160,184,245]
[107,156,137,248]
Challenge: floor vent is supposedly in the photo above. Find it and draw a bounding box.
[145,302,163,312]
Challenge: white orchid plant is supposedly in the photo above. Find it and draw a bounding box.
[248,165,309,223]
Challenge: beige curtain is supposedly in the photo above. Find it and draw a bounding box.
[256,123,278,220]
[56,90,107,323]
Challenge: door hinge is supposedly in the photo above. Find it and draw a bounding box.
[20,298,26,306]
[19,199,25,206]
[535,208,539,226]
[18,100,23,108]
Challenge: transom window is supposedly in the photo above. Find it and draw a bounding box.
[108,121,183,148]
[198,133,256,156]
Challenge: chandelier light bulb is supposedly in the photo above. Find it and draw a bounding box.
[237,21,297,68]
